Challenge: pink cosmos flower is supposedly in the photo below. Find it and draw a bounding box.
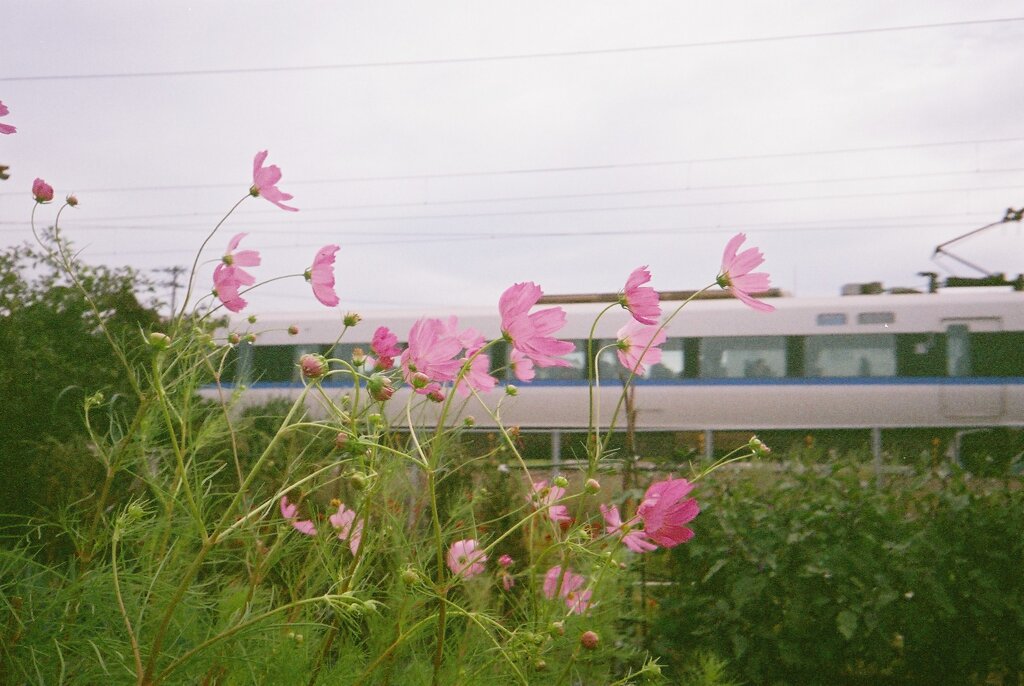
[530,480,571,525]
[306,244,340,307]
[400,318,464,393]
[620,266,661,325]
[447,539,487,578]
[543,565,592,615]
[329,502,364,556]
[280,496,317,536]
[32,178,54,203]
[212,233,260,313]
[600,503,658,553]
[499,282,574,369]
[636,478,699,548]
[615,320,667,376]
[370,326,401,371]
[455,350,498,397]
[509,348,535,382]
[717,233,774,313]
[250,150,298,211]
[0,101,16,135]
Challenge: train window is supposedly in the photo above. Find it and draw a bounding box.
[816,313,847,326]
[896,334,945,377]
[250,344,299,383]
[699,337,785,378]
[858,311,895,325]
[968,331,1024,377]
[533,339,587,381]
[595,337,685,381]
[804,334,896,377]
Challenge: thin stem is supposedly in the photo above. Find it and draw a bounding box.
[111,532,145,685]
[175,194,249,325]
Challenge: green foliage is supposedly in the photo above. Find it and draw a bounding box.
[0,234,160,525]
[649,460,1024,685]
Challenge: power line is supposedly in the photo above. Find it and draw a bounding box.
[77,212,996,258]
[6,183,1017,234]
[3,16,1021,83]
[22,166,1024,225]
[2,136,1021,198]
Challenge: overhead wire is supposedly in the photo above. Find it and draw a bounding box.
[2,16,1021,82]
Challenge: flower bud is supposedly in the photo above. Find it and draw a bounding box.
[349,472,368,491]
[299,353,328,380]
[148,331,171,350]
[498,554,513,568]
[287,325,299,336]
[0,165,10,181]
[580,630,599,650]
[411,371,431,390]
[427,388,445,403]
[334,433,349,450]
[584,478,601,494]
[463,416,475,427]
[368,374,395,402]
[228,332,241,346]
[243,333,256,344]
[549,620,565,636]
[401,568,420,585]
[247,314,257,324]
[505,384,518,396]
[553,475,569,489]
[351,347,366,367]
[32,178,54,204]
[534,659,547,671]
[65,194,78,207]
[343,312,361,327]
[748,435,772,458]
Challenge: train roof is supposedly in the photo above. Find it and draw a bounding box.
[229,289,1024,345]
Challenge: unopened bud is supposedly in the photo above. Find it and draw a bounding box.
[427,388,445,403]
[584,478,601,494]
[351,347,366,366]
[534,659,547,671]
[243,333,256,344]
[247,314,257,324]
[368,374,394,402]
[580,630,599,650]
[553,475,569,489]
[228,332,241,346]
[463,416,475,427]
[411,371,430,390]
[549,620,565,636]
[148,331,171,350]
[401,568,420,585]
[349,472,368,491]
[334,433,349,450]
[498,554,513,568]
[299,353,328,380]
[287,325,299,336]
[505,384,518,396]
[65,194,79,207]
[748,435,771,458]
[343,312,361,327]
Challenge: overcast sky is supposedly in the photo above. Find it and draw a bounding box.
[2,1,1022,316]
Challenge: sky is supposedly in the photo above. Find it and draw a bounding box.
[1,1,1022,316]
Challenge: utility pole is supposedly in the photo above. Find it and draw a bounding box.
[154,266,187,315]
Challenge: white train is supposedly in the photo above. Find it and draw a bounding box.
[212,287,1024,461]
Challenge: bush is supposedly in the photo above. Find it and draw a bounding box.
[649,461,1024,685]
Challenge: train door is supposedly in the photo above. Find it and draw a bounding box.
[940,317,1004,419]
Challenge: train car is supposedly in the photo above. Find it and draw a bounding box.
[209,287,1024,461]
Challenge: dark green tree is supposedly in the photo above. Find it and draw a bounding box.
[0,232,161,526]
